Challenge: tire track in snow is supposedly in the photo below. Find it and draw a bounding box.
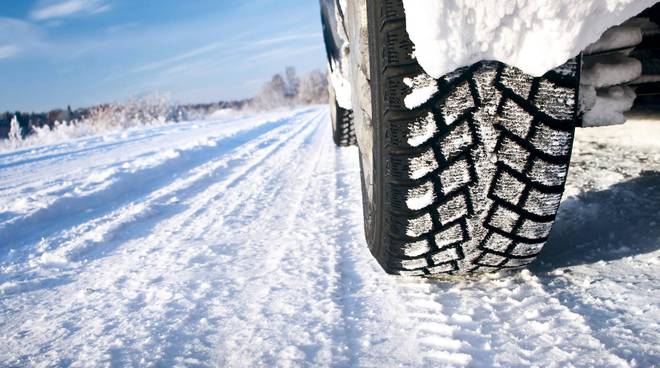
[394,272,631,367]
[0,116,256,200]
[0,110,312,257]
[327,142,428,367]
[205,111,342,366]
[172,109,329,239]
[0,108,334,366]
[0,109,322,295]
[0,111,295,219]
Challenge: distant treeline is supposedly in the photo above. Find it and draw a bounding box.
[1,66,328,140]
[0,107,85,140]
[0,100,248,140]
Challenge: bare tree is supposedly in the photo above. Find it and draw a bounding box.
[252,74,290,110]
[297,69,328,105]
[252,68,329,110]
[285,66,300,98]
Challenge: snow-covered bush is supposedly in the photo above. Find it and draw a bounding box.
[82,95,172,130]
[8,115,23,145]
[0,96,177,152]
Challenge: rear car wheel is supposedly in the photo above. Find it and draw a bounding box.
[360,0,581,275]
[329,82,357,147]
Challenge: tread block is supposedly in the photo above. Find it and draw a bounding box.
[407,147,439,180]
[503,258,534,268]
[441,67,471,84]
[431,247,461,264]
[439,121,473,161]
[399,257,428,270]
[437,194,468,225]
[523,188,562,217]
[427,263,456,274]
[498,66,534,99]
[439,158,471,195]
[516,219,553,239]
[405,180,436,210]
[434,222,465,248]
[492,170,526,205]
[483,232,512,252]
[396,269,426,276]
[533,80,576,120]
[497,99,534,139]
[530,123,572,157]
[488,206,519,233]
[498,137,530,173]
[551,59,580,79]
[404,212,433,238]
[477,253,507,267]
[403,112,438,147]
[439,81,475,126]
[528,159,568,186]
[509,241,545,257]
[400,239,432,257]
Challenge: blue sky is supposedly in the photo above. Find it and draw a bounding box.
[0,0,326,112]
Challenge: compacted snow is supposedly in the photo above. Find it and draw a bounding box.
[0,107,658,367]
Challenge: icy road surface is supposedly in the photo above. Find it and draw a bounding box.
[1,107,658,367]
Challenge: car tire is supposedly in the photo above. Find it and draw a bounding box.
[360,0,581,275]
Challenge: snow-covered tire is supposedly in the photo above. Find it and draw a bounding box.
[361,0,581,276]
[331,101,357,147]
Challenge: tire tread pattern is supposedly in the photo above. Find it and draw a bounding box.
[369,0,580,275]
[333,103,357,147]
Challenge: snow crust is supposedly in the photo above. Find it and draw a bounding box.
[403,74,438,109]
[406,112,438,147]
[402,0,658,78]
[584,24,642,54]
[578,18,646,126]
[581,54,642,88]
[582,86,636,126]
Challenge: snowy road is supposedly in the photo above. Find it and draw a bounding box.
[1,107,658,367]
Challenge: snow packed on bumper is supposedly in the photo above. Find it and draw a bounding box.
[402,0,659,79]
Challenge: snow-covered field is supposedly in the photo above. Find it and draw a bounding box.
[0,107,658,367]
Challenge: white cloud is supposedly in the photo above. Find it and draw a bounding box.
[131,32,320,74]
[131,42,226,74]
[30,0,111,21]
[0,18,42,60]
[254,33,320,46]
[0,45,19,59]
